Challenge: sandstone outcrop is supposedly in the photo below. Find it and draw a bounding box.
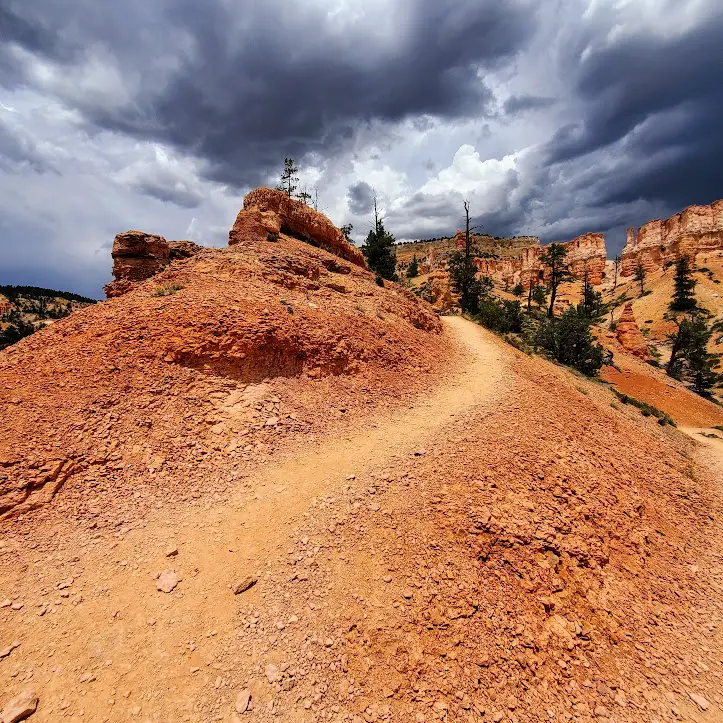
[564,232,606,284]
[428,269,455,312]
[622,200,723,276]
[104,232,204,298]
[230,188,366,268]
[616,302,649,359]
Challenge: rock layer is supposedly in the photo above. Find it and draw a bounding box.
[472,233,606,289]
[622,200,723,276]
[616,302,649,359]
[230,188,366,268]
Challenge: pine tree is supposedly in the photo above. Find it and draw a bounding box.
[297,188,312,206]
[361,199,397,281]
[532,284,547,310]
[276,158,299,197]
[682,314,721,394]
[539,243,573,318]
[512,283,524,297]
[407,255,419,278]
[581,265,605,320]
[613,255,621,290]
[670,256,697,312]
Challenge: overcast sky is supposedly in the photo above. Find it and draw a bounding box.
[1,0,721,298]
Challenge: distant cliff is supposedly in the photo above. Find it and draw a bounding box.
[622,200,723,276]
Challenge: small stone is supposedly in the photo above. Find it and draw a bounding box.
[0,641,20,658]
[402,590,414,599]
[0,599,11,608]
[265,417,279,427]
[383,575,392,583]
[413,448,426,456]
[79,672,96,683]
[0,688,38,722]
[688,692,709,711]
[346,475,355,481]
[156,570,180,593]
[165,546,178,558]
[232,577,258,595]
[265,663,281,684]
[235,689,251,714]
[10,603,23,611]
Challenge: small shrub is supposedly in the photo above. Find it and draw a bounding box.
[611,389,676,426]
[153,283,184,297]
[375,275,384,287]
[267,232,279,243]
[642,289,653,297]
[576,386,589,396]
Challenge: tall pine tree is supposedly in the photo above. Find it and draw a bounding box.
[670,256,697,312]
[276,158,299,197]
[361,198,398,281]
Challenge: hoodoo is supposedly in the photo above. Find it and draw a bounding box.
[615,302,650,359]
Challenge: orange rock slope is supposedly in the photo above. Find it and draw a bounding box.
[0,199,446,520]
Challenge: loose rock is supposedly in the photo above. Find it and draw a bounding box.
[0,689,38,723]
[156,569,180,593]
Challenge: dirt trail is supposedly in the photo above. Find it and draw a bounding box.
[0,317,508,722]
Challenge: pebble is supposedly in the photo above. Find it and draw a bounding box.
[0,688,38,722]
[232,577,258,595]
[265,663,281,683]
[165,546,179,558]
[235,689,251,714]
[688,692,709,711]
[0,640,20,658]
[156,570,180,593]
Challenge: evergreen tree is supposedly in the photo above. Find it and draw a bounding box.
[670,257,698,312]
[682,314,721,394]
[512,283,524,297]
[532,284,547,310]
[581,265,605,320]
[535,305,604,376]
[448,252,484,313]
[539,243,573,318]
[613,255,621,290]
[297,188,312,205]
[633,260,646,295]
[407,255,419,278]
[340,224,353,243]
[276,158,299,197]
[361,199,397,281]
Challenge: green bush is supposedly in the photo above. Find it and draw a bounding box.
[153,283,184,297]
[611,389,676,426]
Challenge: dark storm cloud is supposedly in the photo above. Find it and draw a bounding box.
[503,94,555,116]
[347,182,375,216]
[545,10,723,220]
[0,117,57,174]
[0,0,535,188]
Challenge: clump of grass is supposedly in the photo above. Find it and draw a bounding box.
[612,389,676,426]
[267,232,279,243]
[576,386,589,396]
[153,283,184,297]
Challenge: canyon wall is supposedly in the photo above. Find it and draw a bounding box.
[472,234,606,288]
[621,200,723,276]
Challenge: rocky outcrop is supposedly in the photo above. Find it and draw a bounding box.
[429,270,455,312]
[104,232,203,298]
[564,233,606,285]
[621,200,723,276]
[470,234,607,289]
[616,302,649,359]
[230,188,366,268]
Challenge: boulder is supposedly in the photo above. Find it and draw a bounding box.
[229,188,366,268]
[0,689,38,723]
[616,302,649,359]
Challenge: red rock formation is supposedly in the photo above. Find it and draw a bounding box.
[621,200,723,276]
[230,188,366,268]
[564,233,606,285]
[104,232,204,298]
[616,302,649,359]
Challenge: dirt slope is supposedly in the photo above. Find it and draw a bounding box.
[0,234,447,519]
[1,319,721,722]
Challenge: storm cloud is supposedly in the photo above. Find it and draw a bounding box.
[0,0,721,297]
